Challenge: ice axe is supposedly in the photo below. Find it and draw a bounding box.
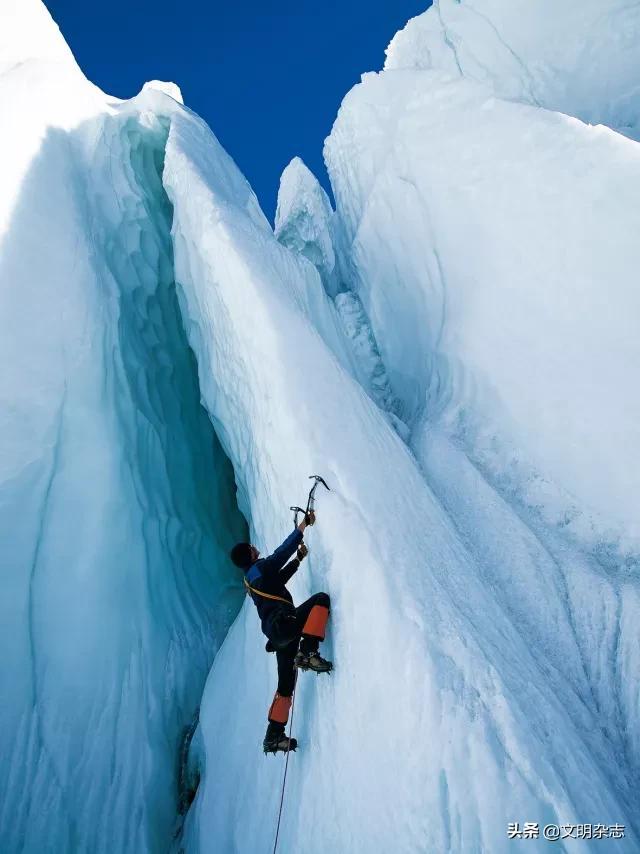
[290,474,330,527]
[306,474,330,513]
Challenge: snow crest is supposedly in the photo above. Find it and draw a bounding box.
[275,156,338,295]
[386,0,640,132]
[0,0,77,69]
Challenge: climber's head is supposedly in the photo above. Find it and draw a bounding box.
[230,542,259,569]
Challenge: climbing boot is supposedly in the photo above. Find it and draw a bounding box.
[263,725,297,754]
[295,650,333,673]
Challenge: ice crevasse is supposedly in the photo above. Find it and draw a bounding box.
[2,1,640,853]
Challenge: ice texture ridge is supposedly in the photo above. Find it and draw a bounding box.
[2,1,640,853]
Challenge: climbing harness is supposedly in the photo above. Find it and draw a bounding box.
[243,577,291,605]
[272,669,298,854]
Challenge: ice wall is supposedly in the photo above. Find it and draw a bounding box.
[163,106,640,854]
[326,3,640,544]
[3,2,640,853]
[321,5,640,827]
[386,0,640,132]
[0,26,248,852]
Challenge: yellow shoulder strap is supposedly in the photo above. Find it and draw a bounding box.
[243,576,291,606]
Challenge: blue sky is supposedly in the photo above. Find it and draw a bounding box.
[46,1,428,220]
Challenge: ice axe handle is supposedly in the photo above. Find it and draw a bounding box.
[290,506,306,527]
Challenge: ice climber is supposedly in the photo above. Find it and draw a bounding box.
[230,510,332,754]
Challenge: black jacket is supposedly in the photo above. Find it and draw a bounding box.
[244,528,303,634]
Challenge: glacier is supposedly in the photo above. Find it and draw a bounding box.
[0,3,249,851]
[2,1,640,853]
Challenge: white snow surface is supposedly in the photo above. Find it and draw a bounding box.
[143,80,184,104]
[0,0,77,69]
[2,2,640,854]
[386,0,640,132]
[326,10,640,545]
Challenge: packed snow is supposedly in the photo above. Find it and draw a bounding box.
[1,1,640,853]
[326,68,640,544]
[385,0,640,133]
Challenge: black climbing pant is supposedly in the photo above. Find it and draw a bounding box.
[272,592,330,697]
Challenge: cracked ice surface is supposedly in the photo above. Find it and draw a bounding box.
[275,156,339,296]
[317,4,640,848]
[3,1,640,852]
[326,50,640,545]
[386,0,640,131]
[0,13,248,848]
[163,101,640,852]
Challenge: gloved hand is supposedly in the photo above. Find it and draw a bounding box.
[304,510,316,526]
[297,543,308,562]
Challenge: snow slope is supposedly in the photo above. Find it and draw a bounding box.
[2,1,640,853]
[0,0,76,69]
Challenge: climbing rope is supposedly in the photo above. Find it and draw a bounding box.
[271,475,330,853]
[272,669,298,854]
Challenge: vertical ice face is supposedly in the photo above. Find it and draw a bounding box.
[3,2,640,853]
[314,4,640,849]
[325,2,640,541]
[163,104,640,854]
[0,19,249,851]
